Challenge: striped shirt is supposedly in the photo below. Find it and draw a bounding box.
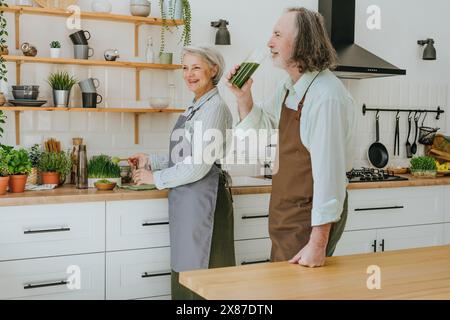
[151,87,232,189]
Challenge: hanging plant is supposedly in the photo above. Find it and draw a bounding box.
[0,0,9,83]
[159,0,192,55]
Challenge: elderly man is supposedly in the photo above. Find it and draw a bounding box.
[227,7,357,267]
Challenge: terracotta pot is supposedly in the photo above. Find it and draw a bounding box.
[0,176,9,195]
[8,174,28,193]
[41,172,61,185]
[0,92,6,106]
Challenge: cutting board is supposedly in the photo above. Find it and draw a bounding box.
[34,0,77,9]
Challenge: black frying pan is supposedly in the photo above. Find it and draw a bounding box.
[368,113,389,168]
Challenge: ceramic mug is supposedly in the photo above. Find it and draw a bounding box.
[74,45,94,59]
[82,92,103,108]
[78,78,100,93]
[69,30,91,45]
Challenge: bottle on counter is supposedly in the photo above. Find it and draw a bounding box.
[70,137,83,184]
[145,36,155,63]
[76,145,88,189]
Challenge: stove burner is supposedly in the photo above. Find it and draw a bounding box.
[347,168,408,183]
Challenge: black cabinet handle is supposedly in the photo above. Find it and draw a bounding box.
[355,206,404,212]
[24,227,71,235]
[24,280,68,290]
[371,239,377,253]
[379,239,385,252]
[242,215,269,220]
[241,259,270,265]
[142,221,169,227]
[141,271,171,278]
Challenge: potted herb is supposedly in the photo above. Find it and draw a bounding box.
[158,0,191,59]
[410,156,437,178]
[27,144,42,185]
[47,71,77,108]
[7,148,32,193]
[0,146,10,195]
[0,0,8,84]
[50,41,61,58]
[88,154,121,188]
[38,150,72,186]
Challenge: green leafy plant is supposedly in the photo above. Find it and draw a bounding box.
[47,71,77,91]
[88,155,121,179]
[28,144,42,167]
[159,0,192,55]
[7,148,32,175]
[0,109,6,138]
[38,151,72,177]
[410,156,437,171]
[0,146,10,176]
[0,0,8,83]
[50,41,61,49]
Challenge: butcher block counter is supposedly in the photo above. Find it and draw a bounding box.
[179,245,450,300]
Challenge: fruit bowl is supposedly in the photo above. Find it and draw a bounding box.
[94,180,117,191]
[150,97,170,109]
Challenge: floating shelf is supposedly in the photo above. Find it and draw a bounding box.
[0,106,185,145]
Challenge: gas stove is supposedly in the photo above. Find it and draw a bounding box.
[347,168,409,183]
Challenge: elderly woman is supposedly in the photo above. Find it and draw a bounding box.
[129,46,235,300]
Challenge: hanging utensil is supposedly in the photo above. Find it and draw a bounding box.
[405,111,413,158]
[411,111,420,155]
[418,112,440,145]
[368,111,389,168]
[394,111,400,156]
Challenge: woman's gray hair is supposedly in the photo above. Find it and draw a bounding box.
[182,46,225,85]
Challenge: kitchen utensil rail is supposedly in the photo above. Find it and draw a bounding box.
[362,104,444,120]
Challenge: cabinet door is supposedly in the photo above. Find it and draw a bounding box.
[233,195,270,241]
[234,238,271,266]
[446,187,450,223]
[333,229,377,256]
[376,224,445,252]
[445,224,450,245]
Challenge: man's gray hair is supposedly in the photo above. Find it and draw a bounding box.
[182,46,225,85]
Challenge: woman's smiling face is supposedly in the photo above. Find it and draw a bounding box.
[182,53,217,97]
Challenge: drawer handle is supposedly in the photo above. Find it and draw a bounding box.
[242,214,269,220]
[24,280,68,290]
[355,206,404,212]
[141,271,171,278]
[142,221,169,227]
[24,227,71,235]
[241,259,270,265]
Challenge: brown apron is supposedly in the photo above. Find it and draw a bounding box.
[269,74,347,262]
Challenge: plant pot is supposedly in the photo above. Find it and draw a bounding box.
[0,92,6,106]
[41,171,61,185]
[53,89,71,108]
[159,52,173,64]
[50,48,61,58]
[411,169,437,179]
[27,167,39,185]
[88,177,122,188]
[0,176,9,195]
[94,181,117,191]
[8,174,28,193]
[162,0,183,19]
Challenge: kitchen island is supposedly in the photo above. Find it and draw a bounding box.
[179,245,450,300]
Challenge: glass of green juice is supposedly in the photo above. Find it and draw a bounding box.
[230,49,267,89]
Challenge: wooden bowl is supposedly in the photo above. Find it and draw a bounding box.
[94,182,117,191]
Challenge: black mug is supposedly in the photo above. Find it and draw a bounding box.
[69,30,91,45]
[82,92,102,108]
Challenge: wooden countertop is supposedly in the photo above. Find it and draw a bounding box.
[347,174,450,190]
[180,245,450,300]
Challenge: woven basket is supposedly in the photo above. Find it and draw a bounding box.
[27,167,39,185]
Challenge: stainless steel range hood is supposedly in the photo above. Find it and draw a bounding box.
[318,0,406,79]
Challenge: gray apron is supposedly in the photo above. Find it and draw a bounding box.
[168,102,221,273]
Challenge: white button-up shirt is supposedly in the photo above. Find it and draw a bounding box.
[236,69,357,226]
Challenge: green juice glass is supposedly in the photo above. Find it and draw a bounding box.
[230,49,267,89]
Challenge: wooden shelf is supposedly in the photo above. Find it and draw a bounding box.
[1,5,184,26]
[2,55,182,70]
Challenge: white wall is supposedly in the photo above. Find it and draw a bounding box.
[0,0,449,174]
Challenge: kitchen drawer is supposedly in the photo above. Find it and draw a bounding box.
[346,187,445,231]
[445,224,450,245]
[233,194,270,241]
[106,199,170,251]
[333,230,378,256]
[0,253,104,300]
[234,238,271,266]
[106,247,171,300]
[0,202,105,261]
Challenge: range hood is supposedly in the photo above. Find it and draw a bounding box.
[318,0,406,79]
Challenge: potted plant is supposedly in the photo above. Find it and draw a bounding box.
[87,154,122,188]
[0,146,10,195]
[38,150,72,186]
[27,144,42,185]
[47,71,77,108]
[0,110,6,137]
[158,0,191,59]
[50,41,61,58]
[7,148,32,193]
[410,156,437,178]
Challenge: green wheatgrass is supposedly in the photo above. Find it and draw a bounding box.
[230,62,260,89]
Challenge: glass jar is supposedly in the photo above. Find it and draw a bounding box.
[230,48,268,89]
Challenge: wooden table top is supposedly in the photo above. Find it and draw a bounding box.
[179,245,450,300]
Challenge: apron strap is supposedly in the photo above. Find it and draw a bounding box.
[295,71,322,121]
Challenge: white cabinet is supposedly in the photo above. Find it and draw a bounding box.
[444,224,450,245]
[234,238,271,266]
[0,202,105,261]
[333,229,377,256]
[445,187,450,223]
[106,199,170,251]
[106,247,171,300]
[233,194,270,240]
[0,253,104,300]
[346,187,445,231]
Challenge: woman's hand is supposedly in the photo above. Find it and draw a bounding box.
[226,64,254,120]
[132,168,154,185]
[128,153,150,170]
